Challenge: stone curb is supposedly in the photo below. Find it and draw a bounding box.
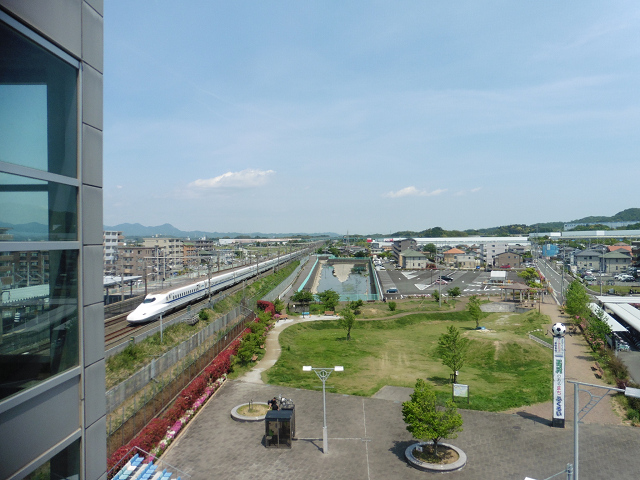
[405,441,467,472]
[230,402,270,422]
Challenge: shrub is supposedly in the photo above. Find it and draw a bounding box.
[388,301,397,312]
[257,300,276,315]
[607,355,629,380]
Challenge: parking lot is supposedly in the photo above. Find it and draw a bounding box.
[378,263,519,299]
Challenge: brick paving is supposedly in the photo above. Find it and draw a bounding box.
[163,380,640,480]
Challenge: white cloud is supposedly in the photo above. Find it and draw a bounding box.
[384,186,447,198]
[470,187,482,193]
[189,169,275,189]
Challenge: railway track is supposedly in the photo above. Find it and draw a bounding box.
[103,269,267,351]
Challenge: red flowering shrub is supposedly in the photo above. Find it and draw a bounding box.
[257,300,275,315]
[107,337,243,476]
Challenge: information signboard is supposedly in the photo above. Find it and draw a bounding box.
[453,383,469,404]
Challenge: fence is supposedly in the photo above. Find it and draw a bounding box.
[106,309,255,456]
[528,333,553,350]
[260,256,308,302]
[105,256,310,455]
[106,304,251,411]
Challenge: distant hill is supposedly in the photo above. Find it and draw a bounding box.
[380,208,640,239]
[569,208,640,224]
[103,223,340,239]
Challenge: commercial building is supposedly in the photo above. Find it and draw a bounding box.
[0,2,106,479]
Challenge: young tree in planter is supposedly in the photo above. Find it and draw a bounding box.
[467,295,483,329]
[436,326,469,383]
[402,379,464,456]
[316,289,340,312]
[338,308,356,340]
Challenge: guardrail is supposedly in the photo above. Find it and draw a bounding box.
[528,333,553,350]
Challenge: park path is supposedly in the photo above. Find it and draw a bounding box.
[505,299,624,426]
[238,314,337,384]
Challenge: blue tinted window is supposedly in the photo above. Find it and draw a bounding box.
[0,21,77,177]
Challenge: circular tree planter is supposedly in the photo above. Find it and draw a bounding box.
[231,402,270,422]
[405,441,467,473]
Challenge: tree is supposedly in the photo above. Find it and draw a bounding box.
[423,243,437,254]
[348,299,364,315]
[448,287,461,299]
[432,289,440,304]
[467,295,482,329]
[316,289,340,311]
[291,290,314,304]
[273,298,284,314]
[518,267,539,284]
[338,308,356,340]
[565,280,590,321]
[436,326,469,383]
[402,379,463,456]
[388,301,397,311]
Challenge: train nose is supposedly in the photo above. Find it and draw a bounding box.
[126,311,147,322]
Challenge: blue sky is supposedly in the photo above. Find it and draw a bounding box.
[103,1,640,235]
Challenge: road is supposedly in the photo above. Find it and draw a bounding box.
[536,258,571,305]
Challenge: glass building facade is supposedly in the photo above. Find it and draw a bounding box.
[0,2,106,479]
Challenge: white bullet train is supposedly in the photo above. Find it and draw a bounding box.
[127,251,298,323]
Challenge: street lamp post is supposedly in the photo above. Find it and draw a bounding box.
[568,380,640,480]
[303,365,344,454]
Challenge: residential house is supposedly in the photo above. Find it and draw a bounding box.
[455,253,480,269]
[602,250,632,274]
[494,252,522,268]
[443,247,465,265]
[399,249,427,269]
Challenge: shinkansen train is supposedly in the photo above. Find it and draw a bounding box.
[126,251,299,323]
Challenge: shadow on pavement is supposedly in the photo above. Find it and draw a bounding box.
[514,411,552,426]
[389,439,416,462]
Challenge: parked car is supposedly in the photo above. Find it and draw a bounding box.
[440,275,454,282]
[583,275,597,281]
[619,274,634,282]
[435,279,449,285]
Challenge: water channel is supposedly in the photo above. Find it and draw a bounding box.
[313,262,370,300]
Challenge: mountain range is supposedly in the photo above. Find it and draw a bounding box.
[2,208,639,240]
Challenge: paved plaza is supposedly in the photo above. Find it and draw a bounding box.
[163,380,640,480]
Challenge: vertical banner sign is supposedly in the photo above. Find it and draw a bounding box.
[552,335,565,428]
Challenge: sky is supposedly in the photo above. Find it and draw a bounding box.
[103,1,640,235]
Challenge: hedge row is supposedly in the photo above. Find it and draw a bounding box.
[107,336,243,476]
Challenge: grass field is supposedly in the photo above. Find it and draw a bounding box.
[264,308,553,412]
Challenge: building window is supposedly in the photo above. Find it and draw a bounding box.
[0,21,77,177]
[23,437,80,480]
[0,18,79,402]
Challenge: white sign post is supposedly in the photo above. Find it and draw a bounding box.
[552,332,565,428]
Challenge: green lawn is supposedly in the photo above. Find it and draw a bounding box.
[265,309,553,411]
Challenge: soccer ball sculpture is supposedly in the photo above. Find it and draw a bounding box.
[551,323,566,337]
